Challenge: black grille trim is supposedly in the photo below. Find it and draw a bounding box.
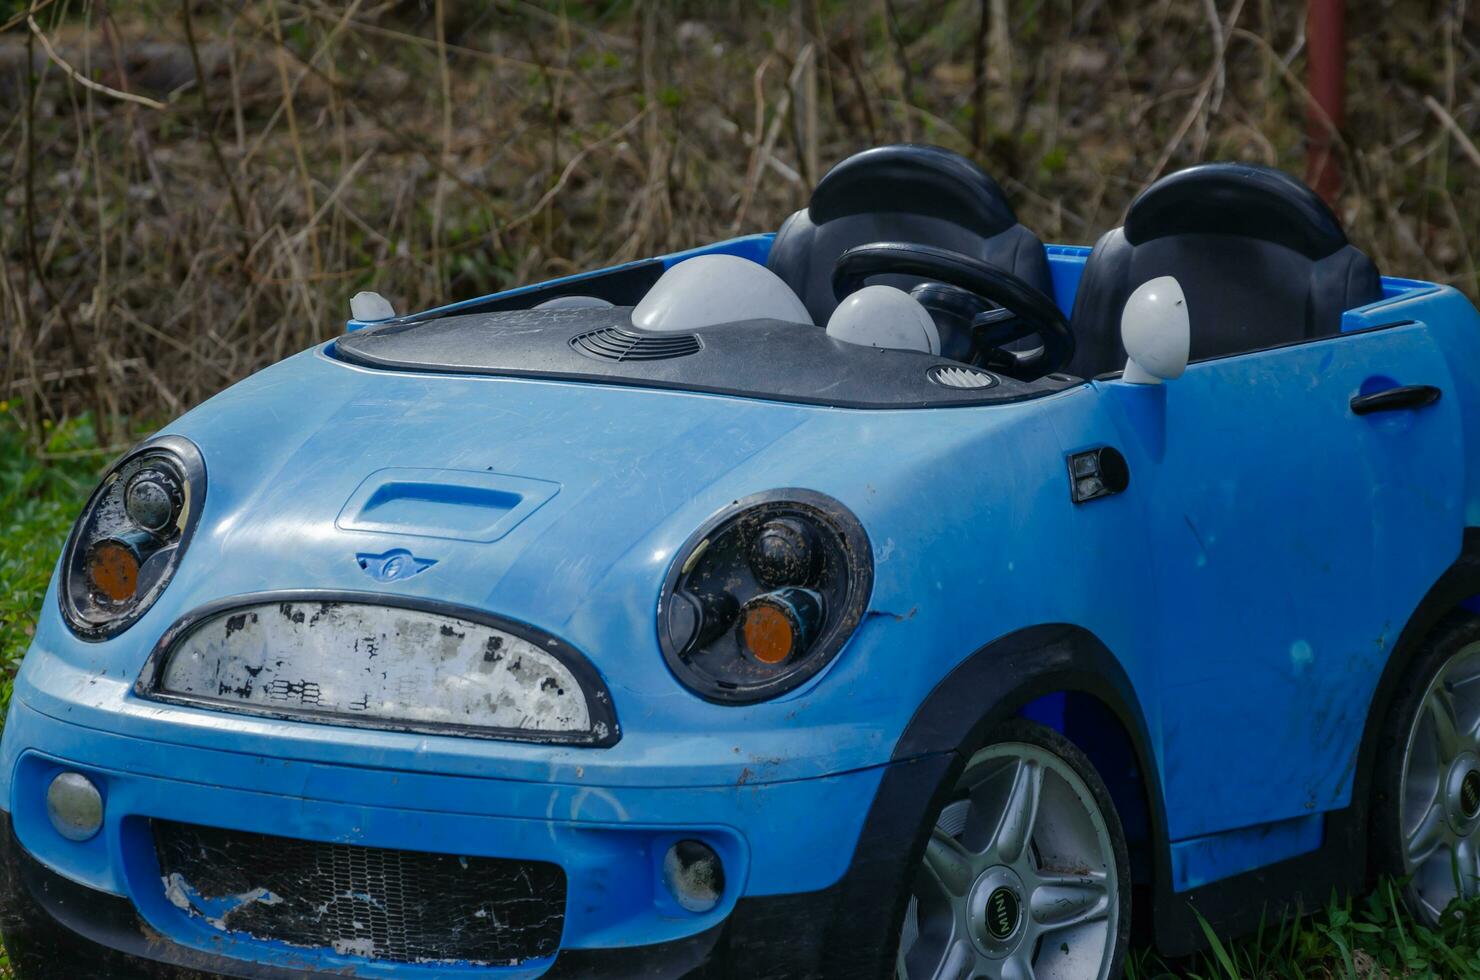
[153,820,566,966]
[570,326,702,361]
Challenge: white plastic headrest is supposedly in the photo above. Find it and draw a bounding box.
[534,295,614,311]
[631,254,812,332]
[825,285,941,355]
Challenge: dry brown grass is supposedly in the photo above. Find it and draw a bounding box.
[2,0,1477,439]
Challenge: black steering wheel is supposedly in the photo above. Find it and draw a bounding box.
[831,242,1075,381]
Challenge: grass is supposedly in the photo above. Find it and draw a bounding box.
[1129,882,1480,978]
[0,410,127,710]
[5,410,1480,976]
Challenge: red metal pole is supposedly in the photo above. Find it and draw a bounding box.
[1306,0,1346,205]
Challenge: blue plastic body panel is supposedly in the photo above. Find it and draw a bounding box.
[1044,243,1090,312]
[7,224,1480,973]
[1112,320,1463,836]
[1169,814,1324,892]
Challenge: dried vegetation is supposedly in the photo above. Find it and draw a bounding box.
[1,0,1477,442]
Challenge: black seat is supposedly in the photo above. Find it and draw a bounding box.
[767,144,1052,325]
[1068,163,1382,378]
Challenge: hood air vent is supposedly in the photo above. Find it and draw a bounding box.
[571,327,701,362]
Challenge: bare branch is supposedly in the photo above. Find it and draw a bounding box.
[27,15,168,111]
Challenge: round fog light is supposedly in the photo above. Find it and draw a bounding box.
[46,772,102,842]
[662,840,724,913]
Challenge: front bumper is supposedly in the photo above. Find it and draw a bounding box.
[0,696,951,978]
[0,811,728,980]
[0,816,722,979]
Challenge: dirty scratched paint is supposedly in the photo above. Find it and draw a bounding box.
[158,601,592,735]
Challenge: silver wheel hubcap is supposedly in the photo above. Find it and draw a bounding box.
[897,742,1118,980]
[1400,641,1480,922]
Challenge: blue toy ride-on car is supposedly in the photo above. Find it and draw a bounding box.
[5,144,1480,980]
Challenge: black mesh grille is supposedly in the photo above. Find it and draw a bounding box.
[570,326,701,361]
[153,820,565,966]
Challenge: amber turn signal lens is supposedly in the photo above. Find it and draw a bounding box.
[85,539,141,603]
[738,588,824,667]
[740,603,796,665]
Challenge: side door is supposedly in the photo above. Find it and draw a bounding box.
[1105,322,1463,842]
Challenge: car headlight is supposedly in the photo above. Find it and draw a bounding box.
[59,436,206,639]
[659,490,872,703]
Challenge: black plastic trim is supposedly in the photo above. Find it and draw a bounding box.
[890,625,1151,759]
[331,305,1081,410]
[658,490,873,705]
[1350,383,1442,416]
[1067,447,1130,503]
[134,590,621,747]
[58,435,207,642]
[543,921,724,978]
[1124,162,1350,259]
[570,326,703,362]
[808,144,1019,235]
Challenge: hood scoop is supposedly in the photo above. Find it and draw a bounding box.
[337,468,560,543]
[570,326,701,362]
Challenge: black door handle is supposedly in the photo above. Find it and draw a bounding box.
[1350,384,1442,416]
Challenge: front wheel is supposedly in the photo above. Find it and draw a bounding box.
[896,720,1130,980]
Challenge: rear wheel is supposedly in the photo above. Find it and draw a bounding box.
[895,720,1130,980]
[1373,615,1480,924]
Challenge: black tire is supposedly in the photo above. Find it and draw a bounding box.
[1371,612,1480,924]
[895,718,1132,980]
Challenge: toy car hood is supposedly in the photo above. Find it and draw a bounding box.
[159,349,801,619]
[139,336,1014,689]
